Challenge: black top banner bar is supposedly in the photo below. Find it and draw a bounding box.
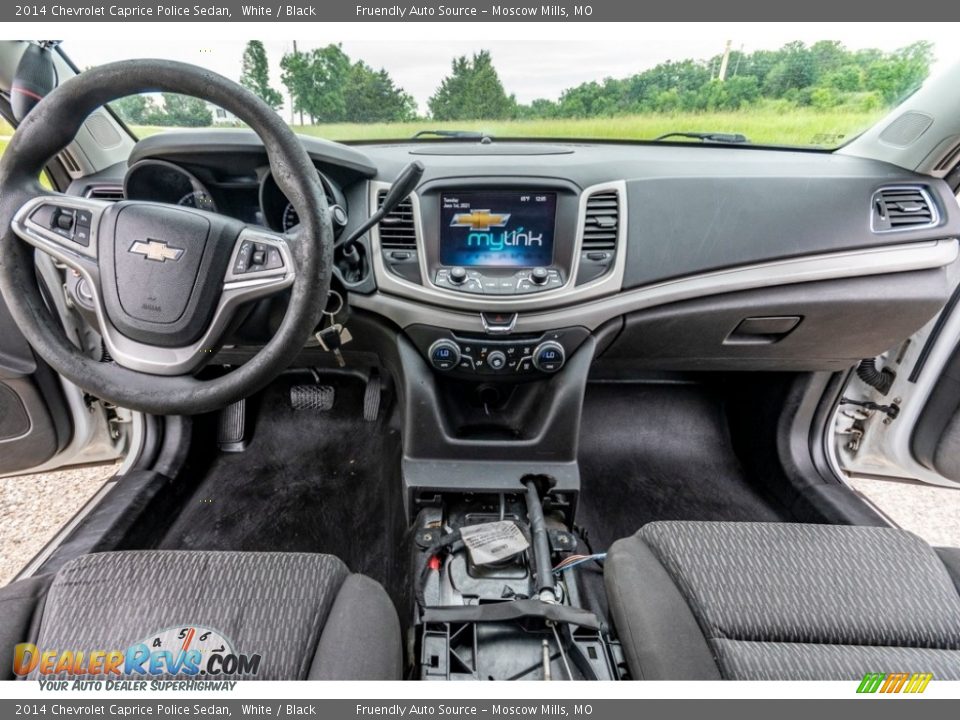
[5,0,960,22]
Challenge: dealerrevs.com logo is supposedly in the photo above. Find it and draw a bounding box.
[14,625,261,690]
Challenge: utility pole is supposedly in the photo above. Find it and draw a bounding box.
[718,39,732,82]
[289,41,296,125]
[732,43,744,78]
[290,40,304,126]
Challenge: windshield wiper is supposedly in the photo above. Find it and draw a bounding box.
[653,131,750,144]
[412,129,490,140]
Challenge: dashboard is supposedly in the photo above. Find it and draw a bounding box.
[70,130,960,380]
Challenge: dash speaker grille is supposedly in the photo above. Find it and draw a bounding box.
[879,111,934,147]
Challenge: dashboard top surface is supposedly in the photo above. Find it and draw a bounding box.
[86,130,960,306]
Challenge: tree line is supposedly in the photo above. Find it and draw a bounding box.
[526,40,934,119]
[111,39,934,127]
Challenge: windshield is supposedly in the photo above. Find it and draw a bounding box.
[60,31,955,148]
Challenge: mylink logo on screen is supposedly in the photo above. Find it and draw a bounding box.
[450,209,543,252]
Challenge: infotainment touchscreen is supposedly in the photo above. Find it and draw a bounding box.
[439,191,556,267]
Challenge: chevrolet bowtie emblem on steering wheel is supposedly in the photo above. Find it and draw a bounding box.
[129,239,184,263]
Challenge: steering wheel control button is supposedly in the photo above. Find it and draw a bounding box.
[487,350,507,371]
[73,225,91,246]
[35,205,95,248]
[234,240,253,273]
[428,339,461,371]
[55,210,75,231]
[234,239,286,275]
[532,341,566,373]
[265,247,284,270]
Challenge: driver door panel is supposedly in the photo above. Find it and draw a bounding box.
[0,292,72,475]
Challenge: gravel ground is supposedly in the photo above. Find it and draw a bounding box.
[847,476,960,548]
[0,463,118,585]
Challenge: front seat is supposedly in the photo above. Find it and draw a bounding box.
[0,550,402,680]
[604,521,960,680]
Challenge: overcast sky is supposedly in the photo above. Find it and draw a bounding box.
[62,24,960,115]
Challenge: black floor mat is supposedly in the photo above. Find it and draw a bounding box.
[575,381,790,554]
[158,373,406,607]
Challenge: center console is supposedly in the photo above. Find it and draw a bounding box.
[366,176,626,509]
[362,177,630,680]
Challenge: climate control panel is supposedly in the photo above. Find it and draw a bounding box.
[407,325,589,380]
[434,266,564,295]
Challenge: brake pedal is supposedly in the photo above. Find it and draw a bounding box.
[218,398,248,453]
[290,384,335,411]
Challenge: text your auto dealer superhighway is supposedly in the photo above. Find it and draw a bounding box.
[42,4,233,16]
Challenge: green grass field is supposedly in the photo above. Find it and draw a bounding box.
[0,108,883,164]
[130,107,884,147]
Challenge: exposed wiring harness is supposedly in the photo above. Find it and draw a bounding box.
[553,553,607,574]
[856,358,896,395]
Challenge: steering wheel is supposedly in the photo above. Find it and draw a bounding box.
[0,60,333,415]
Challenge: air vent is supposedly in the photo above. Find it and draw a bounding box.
[58,149,81,175]
[582,190,620,250]
[872,187,938,232]
[933,142,960,174]
[84,185,124,201]
[376,189,416,249]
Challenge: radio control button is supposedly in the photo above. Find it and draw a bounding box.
[531,267,549,284]
[449,266,468,284]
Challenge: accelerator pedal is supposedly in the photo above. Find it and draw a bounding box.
[218,398,248,453]
[363,369,382,422]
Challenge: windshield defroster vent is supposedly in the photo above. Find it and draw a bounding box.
[582,190,620,250]
[377,189,417,249]
[871,187,938,232]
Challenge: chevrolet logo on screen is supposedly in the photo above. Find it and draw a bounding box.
[450,210,511,231]
[129,239,184,263]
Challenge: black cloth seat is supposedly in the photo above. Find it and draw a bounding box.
[604,521,960,680]
[0,550,402,680]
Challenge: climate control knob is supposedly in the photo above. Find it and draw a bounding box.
[487,350,507,371]
[532,341,565,373]
[428,339,461,371]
